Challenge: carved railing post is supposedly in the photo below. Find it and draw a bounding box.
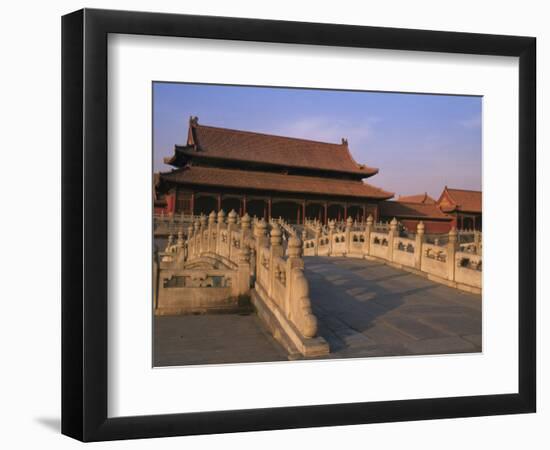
[186,225,194,260]
[199,214,207,253]
[269,224,283,298]
[175,228,185,264]
[388,217,398,261]
[237,243,251,296]
[216,209,225,254]
[314,223,321,256]
[474,229,482,255]
[164,233,174,253]
[227,209,237,231]
[364,214,373,256]
[286,236,318,338]
[253,218,268,275]
[345,216,352,254]
[227,210,238,260]
[447,227,458,281]
[207,210,216,252]
[241,212,251,236]
[254,218,267,247]
[193,219,201,258]
[328,220,335,255]
[240,213,255,280]
[415,221,424,270]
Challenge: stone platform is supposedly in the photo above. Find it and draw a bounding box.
[154,256,481,366]
[306,256,481,358]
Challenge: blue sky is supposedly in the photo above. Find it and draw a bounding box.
[153,82,481,199]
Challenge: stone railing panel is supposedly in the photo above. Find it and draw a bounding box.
[370,231,390,259]
[393,237,416,268]
[303,239,316,256]
[349,232,365,255]
[331,232,346,255]
[454,251,482,288]
[299,216,481,293]
[421,242,448,279]
[317,237,330,256]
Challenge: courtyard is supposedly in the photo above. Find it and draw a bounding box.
[154,256,481,366]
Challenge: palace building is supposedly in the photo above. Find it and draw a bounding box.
[379,200,454,234]
[379,186,482,233]
[437,186,482,230]
[156,117,394,224]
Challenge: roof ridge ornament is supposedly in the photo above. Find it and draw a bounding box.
[189,115,199,126]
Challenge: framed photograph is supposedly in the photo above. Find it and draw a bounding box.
[61,8,536,441]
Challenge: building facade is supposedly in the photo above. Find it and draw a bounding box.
[157,117,393,224]
[379,200,454,234]
[437,187,482,230]
[379,186,482,233]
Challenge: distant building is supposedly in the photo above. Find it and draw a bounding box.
[156,117,393,223]
[379,200,453,233]
[380,186,482,233]
[155,117,481,232]
[437,186,482,230]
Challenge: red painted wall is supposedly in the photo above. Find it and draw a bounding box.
[154,193,176,215]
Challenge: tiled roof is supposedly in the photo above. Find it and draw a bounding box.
[172,119,379,177]
[440,188,482,213]
[160,166,393,200]
[380,201,451,220]
[397,192,436,204]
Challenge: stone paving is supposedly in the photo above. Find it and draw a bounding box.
[154,256,481,366]
[154,313,288,366]
[306,256,482,359]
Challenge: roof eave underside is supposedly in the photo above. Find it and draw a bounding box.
[160,170,393,201]
[174,146,379,178]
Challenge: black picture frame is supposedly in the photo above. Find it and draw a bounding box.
[61,8,536,442]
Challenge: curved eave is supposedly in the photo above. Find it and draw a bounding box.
[160,166,393,201]
[174,146,379,178]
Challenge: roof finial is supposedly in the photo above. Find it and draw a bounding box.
[341,137,348,145]
[189,115,199,126]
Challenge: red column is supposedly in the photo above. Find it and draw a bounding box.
[324,203,328,224]
[243,195,247,214]
[190,192,195,216]
[302,201,306,224]
[362,205,367,222]
[217,194,221,211]
[344,203,348,220]
[268,198,272,220]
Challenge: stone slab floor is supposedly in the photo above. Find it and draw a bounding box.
[306,256,482,359]
[154,256,481,366]
[154,313,288,366]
